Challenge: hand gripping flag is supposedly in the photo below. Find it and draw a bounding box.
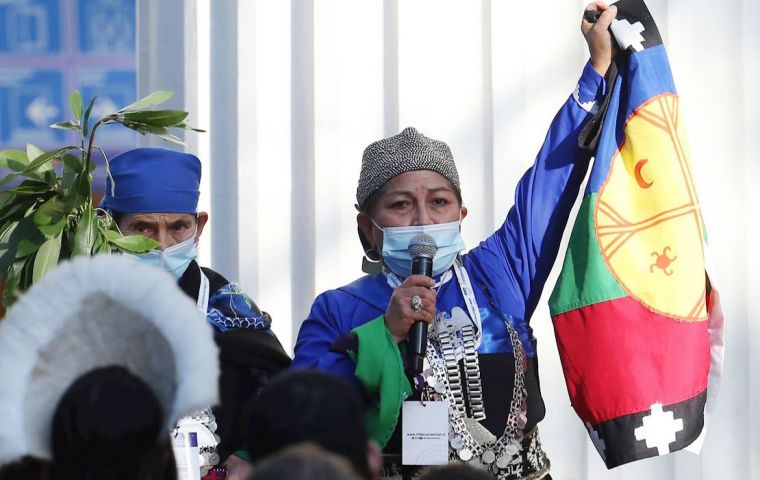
[549,0,724,468]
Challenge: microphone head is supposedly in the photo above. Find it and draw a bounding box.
[408,233,438,259]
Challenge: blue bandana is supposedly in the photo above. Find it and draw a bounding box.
[100,148,201,214]
[207,283,273,333]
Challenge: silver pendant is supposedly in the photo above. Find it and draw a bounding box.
[505,443,520,456]
[481,449,496,464]
[450,435,464,450]
[463,417,497,445]
[434,382,446,394]
[458,448,473,462]
[496,454,511,469]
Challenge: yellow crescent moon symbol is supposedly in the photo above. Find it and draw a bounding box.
[634,159,653,188]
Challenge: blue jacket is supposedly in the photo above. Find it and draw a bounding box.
[292,62,605,446]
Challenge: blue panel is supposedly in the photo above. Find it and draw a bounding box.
[0,0,61,54]
[78,0,135,54]
[0,69,65,144]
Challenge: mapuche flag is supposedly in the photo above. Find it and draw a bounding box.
[548,0,724,468]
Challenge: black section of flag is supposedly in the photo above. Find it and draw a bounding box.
[615,0,663,49]
[589,390,707,469]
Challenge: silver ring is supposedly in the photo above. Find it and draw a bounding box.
[411,295,423,312]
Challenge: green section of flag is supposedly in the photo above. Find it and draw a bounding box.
[549,193,627,316]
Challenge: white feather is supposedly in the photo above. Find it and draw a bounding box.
[0,255,219,464]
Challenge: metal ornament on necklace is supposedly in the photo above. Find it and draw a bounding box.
[427,321,531,476]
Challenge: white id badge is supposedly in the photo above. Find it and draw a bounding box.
[402,400,449,465]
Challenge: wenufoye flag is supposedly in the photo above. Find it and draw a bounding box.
[549,0,724,469]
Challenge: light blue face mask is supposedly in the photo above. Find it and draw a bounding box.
[129,232,198,280]
[374,219,465,278]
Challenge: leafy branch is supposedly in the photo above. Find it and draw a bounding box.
[0,90,204,306]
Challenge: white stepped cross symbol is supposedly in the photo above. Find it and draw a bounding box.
[633,403,684,455]
[611,18,646,52]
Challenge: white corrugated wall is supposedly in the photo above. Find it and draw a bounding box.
[137,1,758,478]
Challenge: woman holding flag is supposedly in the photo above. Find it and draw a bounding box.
[293,3,617,479]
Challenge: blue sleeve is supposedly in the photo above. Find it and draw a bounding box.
[291,291,363,388]
[467,62,605,323]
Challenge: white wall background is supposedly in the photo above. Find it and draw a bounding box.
[137,1,759,478]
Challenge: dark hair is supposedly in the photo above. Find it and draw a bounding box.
[50,366,176,480]
[250,443,361,480]
[418,464,494,480]
[244,370,370,479]
[0,457,51,480]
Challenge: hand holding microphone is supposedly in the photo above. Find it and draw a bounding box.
[384,234,438,373]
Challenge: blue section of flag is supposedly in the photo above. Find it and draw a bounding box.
[586,45,678,194]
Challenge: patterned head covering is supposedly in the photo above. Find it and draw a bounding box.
[100,147,201,214]
[356,127,461,209]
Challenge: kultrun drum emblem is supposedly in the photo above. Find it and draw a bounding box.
[595,93,707,321]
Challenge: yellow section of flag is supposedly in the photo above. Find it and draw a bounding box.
[595,93,706,321]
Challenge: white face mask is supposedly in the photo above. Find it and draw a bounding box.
[373,219,465,278]
[129,230,198,280]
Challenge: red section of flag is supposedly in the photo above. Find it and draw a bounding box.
[552,296,710,425]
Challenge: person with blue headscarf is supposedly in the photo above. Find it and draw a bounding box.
[100,147,291,479]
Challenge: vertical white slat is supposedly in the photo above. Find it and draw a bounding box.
[666,0,747,479]
[136,0,188,144]
[235,0,258,295]
[209,0,240,280]
[383,0,399,137]
[397,0,487,248]
[742,0,760,478]
[193,0,212,266]
[737,0,760,478]
[497,1,591,477]
[312,0,385,296]
[291,0,317,335]
[245,0,295,351]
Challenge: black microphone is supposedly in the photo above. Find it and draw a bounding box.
[408,233,437,374]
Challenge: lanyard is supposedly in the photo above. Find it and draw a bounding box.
[385,259,482,348]
[197,266,210,315]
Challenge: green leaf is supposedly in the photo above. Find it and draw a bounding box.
[0,221,19,262]
[26,144,45,162]
[82,95,97,137]
[50,121,81,131]
[21,146,75,174]
[33,199,68,233]
[103,229,159,253]
[119,90,174,112]
[62,153,83,172]
[0,217,45,270]
[69,90,83,121]
[32,234,62,283]
[2,259,25,307]
[16,237,43,258]
[176,123,206,133]
[37,218,67,237]
[62,154,82,190]
[120,120,168,135]
[121,110,188,127]
[0,149,29,171]
[20,252,35,291]
[72,205,97,256]
[6,180,52,196]
[153,132,185,146]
